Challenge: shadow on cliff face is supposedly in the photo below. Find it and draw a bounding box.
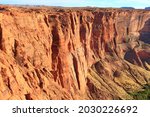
[139,18,150,44]
[124,48,150,70]
[124,49,144,67]
[124,18,150,69]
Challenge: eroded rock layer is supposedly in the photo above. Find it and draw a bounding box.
[0,6,150,99]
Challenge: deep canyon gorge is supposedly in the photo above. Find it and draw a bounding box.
[0,5,150,99]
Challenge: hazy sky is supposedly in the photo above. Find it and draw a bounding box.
[0,0,150,8]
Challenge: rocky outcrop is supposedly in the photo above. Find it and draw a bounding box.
[121,7,135,9]
[145,7,150,10]
[0,6,150,99]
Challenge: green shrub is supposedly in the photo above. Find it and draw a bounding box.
[130,84,150,100]
[125,36,130,43]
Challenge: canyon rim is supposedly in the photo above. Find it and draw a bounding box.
[0,5,150,100]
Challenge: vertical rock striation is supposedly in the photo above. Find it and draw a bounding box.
[0,6,150,99]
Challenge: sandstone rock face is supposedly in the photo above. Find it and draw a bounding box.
[0,6,150,99]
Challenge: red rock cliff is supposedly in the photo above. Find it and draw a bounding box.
[0,6,150,99]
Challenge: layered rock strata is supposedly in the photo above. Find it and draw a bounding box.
[0,6,150,99]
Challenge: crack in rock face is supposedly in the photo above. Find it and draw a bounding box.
[0,6,150,100]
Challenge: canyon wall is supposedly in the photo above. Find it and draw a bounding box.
[0,6,150,99]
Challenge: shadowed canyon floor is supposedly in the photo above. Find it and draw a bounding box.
[0,5,150,100]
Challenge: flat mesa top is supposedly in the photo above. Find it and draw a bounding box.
[0,5,150,13]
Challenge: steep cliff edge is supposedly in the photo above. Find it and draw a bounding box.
[0,6,150,99]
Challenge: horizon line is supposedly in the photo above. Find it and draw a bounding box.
[0,4,149,9]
